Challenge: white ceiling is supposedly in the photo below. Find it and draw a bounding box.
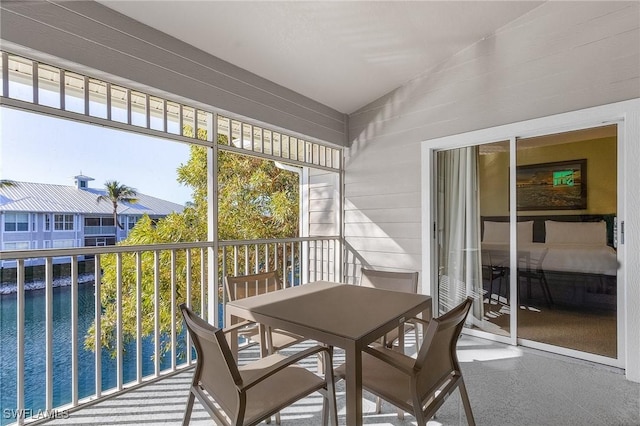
[98,1,543,114]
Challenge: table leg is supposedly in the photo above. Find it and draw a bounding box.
[344,341,363,426]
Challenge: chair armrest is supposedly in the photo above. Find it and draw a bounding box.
[408,316,430,327]
[362,344,415,375]
[222,319,256,333]
[239,345,330,391]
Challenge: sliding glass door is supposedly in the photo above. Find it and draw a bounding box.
[435,124,619,361]
[436,141,510,335]
[514,126,618,358]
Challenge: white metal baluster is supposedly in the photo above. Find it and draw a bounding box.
[45,257,53,411]
[318,240,323,280]
[244,245,249,275]
[171,249,177,371]
[307,240,312,284]
[265,244,270,272]
[221,247,227,326]
[274,243,279,277]
[254,243,259,273]
[200,247,206,321]
[71,255,79,406]
[290,242,296,285]
[136,252,142,383]
[154,250,160,376]
[333,239,337,281]
[94,255,102,397]
[186,249,192,308]
[16,259,25,426]
[186,249,192,365]
[116,253,123,390]
[244,246,250,295]
[233,245,239,277]
[282,243,287,287]
[316,241,320,282]
[328,239,333,281]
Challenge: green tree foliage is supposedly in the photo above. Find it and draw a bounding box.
[217,149,299,240]
[85,129,299,357]
[96,180,138,229]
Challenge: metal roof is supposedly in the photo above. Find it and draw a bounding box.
[0,181,184,215]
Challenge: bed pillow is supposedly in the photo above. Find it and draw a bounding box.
[482,221,533,244]
[545,220,607,245]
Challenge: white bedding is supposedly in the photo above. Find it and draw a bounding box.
[481,242,618,276]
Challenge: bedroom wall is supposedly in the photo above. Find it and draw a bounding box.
[479,137,617,216]
[345,1,638,277]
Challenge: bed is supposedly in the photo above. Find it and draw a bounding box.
[480,216,618,307]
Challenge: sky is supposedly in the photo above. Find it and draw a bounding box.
[0,107,193,205]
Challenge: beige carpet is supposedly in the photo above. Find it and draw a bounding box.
[484,303,617,358]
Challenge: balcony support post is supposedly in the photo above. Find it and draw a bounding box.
[16,259,25,426]
[207,113,219,326]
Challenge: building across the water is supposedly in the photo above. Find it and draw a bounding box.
[0,175,184,265]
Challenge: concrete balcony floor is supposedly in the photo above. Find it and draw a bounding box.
[42,335,639,426]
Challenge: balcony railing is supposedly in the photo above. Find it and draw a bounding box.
[83,226,117,235]
[0,236,341,425]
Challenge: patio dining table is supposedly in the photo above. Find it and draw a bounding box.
[225,280,432,426]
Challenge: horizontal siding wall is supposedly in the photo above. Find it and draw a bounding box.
[307,169,340,237]
[345,2,639,287]
[0,1,347,146]
[306,168,340,282]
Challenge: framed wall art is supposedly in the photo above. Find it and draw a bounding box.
[516,159,587,210]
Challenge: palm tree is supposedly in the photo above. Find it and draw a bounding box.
[97,180,138,230]
[0,179,16,188]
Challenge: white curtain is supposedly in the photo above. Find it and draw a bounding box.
[437,146,483,322]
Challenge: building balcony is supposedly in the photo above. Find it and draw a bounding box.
[0,237,638,425]
[83,226,117,236]
[0,236,340,425]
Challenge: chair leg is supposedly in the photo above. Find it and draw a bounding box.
[374,396,404,419]
[539,272,554,308]
[182,390,195,426]
[414,407,427,426]
[458,378,476,426]
[495,275,502,303]
[323,348,338,426]
[321,392,328,426]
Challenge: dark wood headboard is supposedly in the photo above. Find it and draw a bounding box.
[482,214,617,247]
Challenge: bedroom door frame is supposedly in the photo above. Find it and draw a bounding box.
[421,99,640,380]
